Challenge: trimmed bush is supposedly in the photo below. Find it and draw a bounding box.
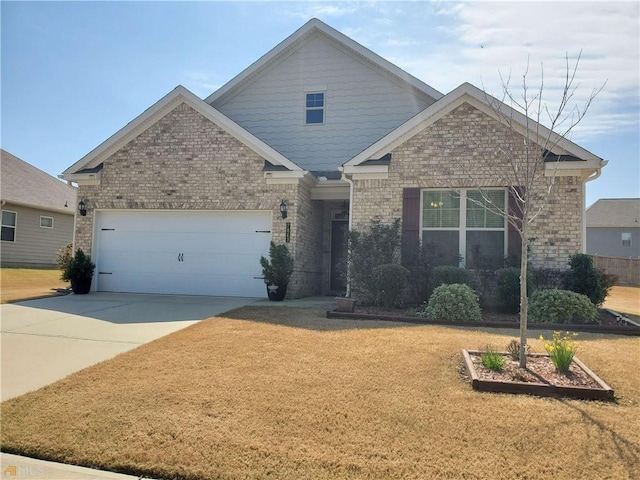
[429,266,472,292]
[528,289,599,324]
[562,253,615,307]
[348,220,401,304]
[370,263,409,308]
[496,267,533,313]
[420,283,481,322]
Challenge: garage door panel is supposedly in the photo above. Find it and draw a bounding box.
[94,210,272,297]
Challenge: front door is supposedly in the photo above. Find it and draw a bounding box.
[330,220,348,292]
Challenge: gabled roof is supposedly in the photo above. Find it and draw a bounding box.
[1,149,76,214]
[62,86,302,181]
[344,82,604,170]
[587,198,640,228]
[206,18,443,106]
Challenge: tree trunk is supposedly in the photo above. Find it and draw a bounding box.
[519,220,529,368]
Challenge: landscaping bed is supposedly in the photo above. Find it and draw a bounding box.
[327,307,640,336]
[462,350,614,400]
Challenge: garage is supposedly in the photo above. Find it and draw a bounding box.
[93,210,272,297]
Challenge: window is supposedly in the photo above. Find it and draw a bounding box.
[422,189,507,268]
[40,216,54,228]
[622,233,632,248]
[305,92,324,124]
[1,210,17,242]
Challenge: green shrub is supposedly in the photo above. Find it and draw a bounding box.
[347,220,401,304]
[260,242,294,286]
[480,345,506,371]
[528,289,599,324]
[61,249,95,282]
[496,267,533,313]
[429,266,472,292]
[371,263,409,308]
[405,241,459,305]
[419,283,481,322]
[562,253,616,307]
[530,267,564,290]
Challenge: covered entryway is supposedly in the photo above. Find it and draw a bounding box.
[94,210,271,297]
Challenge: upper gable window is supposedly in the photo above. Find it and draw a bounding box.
[305,93,324,125]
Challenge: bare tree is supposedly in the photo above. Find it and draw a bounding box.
[450,53,603,367]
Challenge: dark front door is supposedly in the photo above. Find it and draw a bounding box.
[330,220,348,292]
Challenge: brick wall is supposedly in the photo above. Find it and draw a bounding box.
[75,102,307,295]
[351,103,584,269]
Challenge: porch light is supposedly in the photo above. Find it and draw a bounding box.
[280,200,288,219]
[78,199,87,217]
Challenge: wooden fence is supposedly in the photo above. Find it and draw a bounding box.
[590,255,640,286]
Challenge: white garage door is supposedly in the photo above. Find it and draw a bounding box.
[94,210,272,297]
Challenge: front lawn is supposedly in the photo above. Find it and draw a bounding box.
[0,268,67,303]
[2,306,639,479]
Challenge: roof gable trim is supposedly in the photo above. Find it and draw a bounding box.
[62,86,302,179]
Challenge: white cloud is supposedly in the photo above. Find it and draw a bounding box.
[381,1,639,141]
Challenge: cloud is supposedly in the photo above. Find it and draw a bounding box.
[380,1,639,140]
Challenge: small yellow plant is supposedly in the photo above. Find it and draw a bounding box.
[539,331,578,373]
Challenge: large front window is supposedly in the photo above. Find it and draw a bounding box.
[422,189,507,268]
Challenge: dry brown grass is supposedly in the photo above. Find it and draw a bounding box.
[2,306,639,480]
[0,268,67,303]
[603,286,640,317]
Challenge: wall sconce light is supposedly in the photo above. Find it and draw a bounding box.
[78,199,87,217]
[279,200,288,219]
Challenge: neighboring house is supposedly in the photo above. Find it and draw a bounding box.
[1,149,77,268]
[61,19,606,298]
[586,198,640,258]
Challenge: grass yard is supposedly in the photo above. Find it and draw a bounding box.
[0,268,67,303]
[2,306,639,480]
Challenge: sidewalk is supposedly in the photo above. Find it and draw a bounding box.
[0,453,153,480]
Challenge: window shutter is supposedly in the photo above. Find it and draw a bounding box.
[402,188,421,266]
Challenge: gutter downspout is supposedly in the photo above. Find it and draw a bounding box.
[582,160,607,253]
[341,169,355,298]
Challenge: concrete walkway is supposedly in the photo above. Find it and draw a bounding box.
[1,292,257,401]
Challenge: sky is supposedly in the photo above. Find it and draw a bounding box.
[1,1,638,207]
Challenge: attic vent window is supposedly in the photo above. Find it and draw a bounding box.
[305,92,324,124]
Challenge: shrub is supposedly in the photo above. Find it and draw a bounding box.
[530,267,564,290]
[61,249,95,282]
[562,253,615,307]
[56,242,73,274]
[405,241,458,305]
[496,267,533,313]
[528,289,599,324]
[370,263,409,308]
[540,331,578,373]
[429,266,472,292]
[420,283,481,322]
[480,345,506,371]
[347,220,401,303]
[260,242,294,286]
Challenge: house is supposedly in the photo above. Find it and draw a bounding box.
[1,149,77,268]
[586,198,640,258]
[61,19,606,298]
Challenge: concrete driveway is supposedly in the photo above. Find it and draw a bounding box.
[1,293,257,401]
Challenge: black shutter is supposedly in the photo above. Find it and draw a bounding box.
[401,188,421,266]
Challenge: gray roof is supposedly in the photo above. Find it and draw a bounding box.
[1,149,76,215]
[586,198,640,228]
